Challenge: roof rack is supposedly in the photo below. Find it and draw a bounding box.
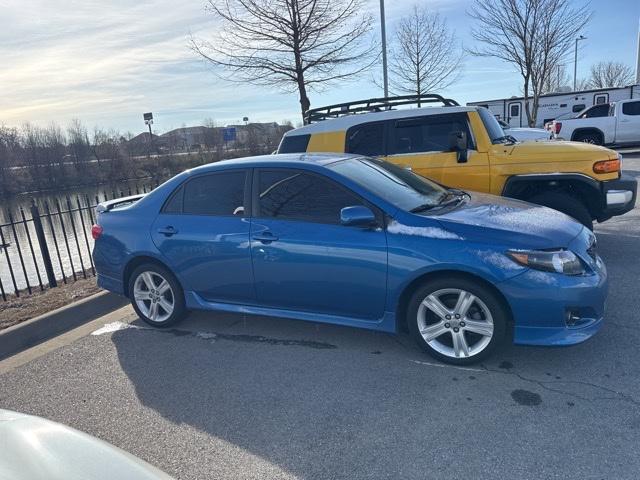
[304,94,460,124]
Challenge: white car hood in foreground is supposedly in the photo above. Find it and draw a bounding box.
[0,409,174,480]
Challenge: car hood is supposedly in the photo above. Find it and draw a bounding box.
[433,192,584,249]
[0,409,174,480]
[501,140,618,162]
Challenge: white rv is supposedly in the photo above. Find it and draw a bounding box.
[468,84,640,128]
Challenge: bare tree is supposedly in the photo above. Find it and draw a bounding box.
[388,6,462,103]
[190,0,377,121]
[588,61,635,89]
[542,63,570,93]
[469,0,591,126]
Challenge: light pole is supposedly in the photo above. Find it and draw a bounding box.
[379,0,388,98]
[573,35,586,91]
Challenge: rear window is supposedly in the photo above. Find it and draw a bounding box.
[622,101,640,116]
[181,171,246,216]
[278,134,310,153]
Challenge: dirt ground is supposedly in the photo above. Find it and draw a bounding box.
[0,277,101,330]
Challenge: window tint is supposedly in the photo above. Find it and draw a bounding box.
[388,113,472,155]
[278,134,310,153]
[163,185,184,213]
[622,101,640,116]
[258,170,363,224]
[183,171,246,216]
[572,104,586,113]
[346,122,385,156]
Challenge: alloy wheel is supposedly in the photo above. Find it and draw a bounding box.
[133,271,175,323]
[417,288,494,359]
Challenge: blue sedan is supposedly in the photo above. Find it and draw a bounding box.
[92,154,607,364]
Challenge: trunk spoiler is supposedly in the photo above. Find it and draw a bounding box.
[96,194,145,214]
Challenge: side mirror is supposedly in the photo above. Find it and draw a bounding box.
[449,130,468,163]
[340,205,376,227]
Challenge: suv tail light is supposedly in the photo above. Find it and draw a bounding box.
[91,224,103,240]
[554,122,562,134]
[593,159,620,174]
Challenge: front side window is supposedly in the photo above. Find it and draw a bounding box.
[387,113,473,155]
[346,122,385,156]
[622,101,640,116]
[181,171,246,216]
[257,169,363,224]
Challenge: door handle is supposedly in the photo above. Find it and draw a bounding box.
[253,232,278,243]
[157,226,178,236]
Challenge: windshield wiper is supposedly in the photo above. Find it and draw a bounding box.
[410,189,467,213]
[493,135,518,145]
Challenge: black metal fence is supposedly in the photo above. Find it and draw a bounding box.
[0,182,158,301]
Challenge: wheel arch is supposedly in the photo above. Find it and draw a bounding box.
[501,174,602,218]
[394,269,515,334]
[570,127,605,143]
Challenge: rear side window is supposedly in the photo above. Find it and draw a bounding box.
[388,113,473,155]
[182,171,246,216]
[622,101,640,116]
[580,104,610,118]
[278,134,310,153]
[163,186,184,213]
[346,122,385,156]
[257,169,363,224]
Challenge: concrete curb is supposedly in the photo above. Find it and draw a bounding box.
[0,290,128,360]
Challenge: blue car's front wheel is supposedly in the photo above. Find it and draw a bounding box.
[128,263,187,328]
[407,277,508,365]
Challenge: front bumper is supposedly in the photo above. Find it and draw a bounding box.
[598,174,637,220]
[498,245,608,346]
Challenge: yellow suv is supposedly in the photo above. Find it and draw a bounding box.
[278,95,637,229]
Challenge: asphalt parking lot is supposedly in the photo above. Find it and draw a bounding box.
[1,153,639,480]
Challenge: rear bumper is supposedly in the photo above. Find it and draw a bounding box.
[499,263,608,346]
[598,174,637,220]
[97,273,126,296]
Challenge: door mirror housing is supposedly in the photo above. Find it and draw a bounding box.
[340,206,377,227]
[449,131,468,163]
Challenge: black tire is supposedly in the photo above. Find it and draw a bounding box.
[407,276,508,365]
[527,192,593,230]
[573,131,603,146]
[128,263,187,328]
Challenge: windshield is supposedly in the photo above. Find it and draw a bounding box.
[329,157,449,212]
[477,107,507,143]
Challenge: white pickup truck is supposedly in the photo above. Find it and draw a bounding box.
[551,98,640,146]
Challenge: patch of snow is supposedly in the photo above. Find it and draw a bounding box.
[91,321,140,336]
[476,250,523,270]
[387,220,462,240]
[196,332,217,340]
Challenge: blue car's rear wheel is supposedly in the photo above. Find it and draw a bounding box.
[407,277,507,365]
[128,263,187,328]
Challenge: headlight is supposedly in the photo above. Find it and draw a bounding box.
[506,249,585,275]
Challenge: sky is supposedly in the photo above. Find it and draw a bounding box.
[1,0,639,134]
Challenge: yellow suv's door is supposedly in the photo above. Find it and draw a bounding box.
[379,112,490,192]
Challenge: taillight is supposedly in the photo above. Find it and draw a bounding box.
[593,159,620,174]
[91,224,103,240]
[554,122,562,134]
